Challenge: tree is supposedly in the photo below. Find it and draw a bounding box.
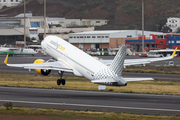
[1,5,8,10]
[162,26,171,33]
[56,24,61,27]
[31,37,36,41]
[69,30,74,33]
[176,27,180,33]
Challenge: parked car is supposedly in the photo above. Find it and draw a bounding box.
[168,61,174,66]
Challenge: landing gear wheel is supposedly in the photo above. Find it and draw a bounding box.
[62,79,66,85]
[57,79,61,85]
[57,71,66,86]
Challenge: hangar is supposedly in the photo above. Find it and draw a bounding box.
[69,30,163,50]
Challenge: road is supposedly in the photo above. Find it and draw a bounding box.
[0,87,180,116]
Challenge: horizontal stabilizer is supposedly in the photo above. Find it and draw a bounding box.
[123,78,154,82]
[92,79,116,83]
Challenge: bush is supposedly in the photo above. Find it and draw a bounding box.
[1,5,8,10]
[69,30,74,33]
[3,102,13,110]
[64,32,69,34]
[108,89,114,91]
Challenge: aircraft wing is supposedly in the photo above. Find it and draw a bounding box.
[100,56,173,66]
[100,48,177,66]
[5,56,73,73]
[124,56,174,66]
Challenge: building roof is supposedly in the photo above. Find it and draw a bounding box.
[70,30,163,35]
[69,30,164,38]
[47,17,66,21]
[0,29,23,35]
[70,30,120,35]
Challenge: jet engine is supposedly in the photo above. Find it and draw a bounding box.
[34,59,51,76]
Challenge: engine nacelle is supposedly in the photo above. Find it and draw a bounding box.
[34,59,51,76]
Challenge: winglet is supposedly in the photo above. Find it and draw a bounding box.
[4,54,9,65]
[172,47,178,58]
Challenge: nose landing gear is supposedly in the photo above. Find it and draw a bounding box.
[57,71,66,86]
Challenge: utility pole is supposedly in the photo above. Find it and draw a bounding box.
[24,0,26,48]
[142,0,144,52]
[44,0,46,38]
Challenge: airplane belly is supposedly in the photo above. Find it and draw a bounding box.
[66,58,93,80]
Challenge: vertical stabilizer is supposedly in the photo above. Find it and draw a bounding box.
[109,45,126,76]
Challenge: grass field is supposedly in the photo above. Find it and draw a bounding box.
[1,73,180,95]
[0,106,180,120]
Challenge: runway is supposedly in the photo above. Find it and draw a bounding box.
[0,86,180,116]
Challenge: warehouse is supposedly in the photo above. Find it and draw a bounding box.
[126,34,180,52]
[69,30,163,50]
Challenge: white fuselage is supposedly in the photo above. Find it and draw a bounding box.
[41,36,107,81]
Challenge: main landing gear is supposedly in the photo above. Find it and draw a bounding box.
[57,71,66,86]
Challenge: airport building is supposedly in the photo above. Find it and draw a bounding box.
[126,34,180,52]
[81,19,108,26]
[0,28,24,45]
[69,30,163,50]
[166,34,180,49]
[48,18,81,28]
[0,13,96,45]
[48,18,108,28]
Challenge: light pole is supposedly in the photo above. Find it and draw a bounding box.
[44,0,46,39]
[142,0,144,52]
[24,0,26,48]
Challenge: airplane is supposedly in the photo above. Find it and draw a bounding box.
[4,35,177,86]
[0,47,37,56]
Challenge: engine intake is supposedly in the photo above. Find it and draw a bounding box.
[41,69,51,76]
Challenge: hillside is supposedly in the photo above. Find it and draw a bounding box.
[1,0,180,31]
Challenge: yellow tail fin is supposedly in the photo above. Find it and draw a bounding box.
[4,54,9,64]
[172,47,178,58]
